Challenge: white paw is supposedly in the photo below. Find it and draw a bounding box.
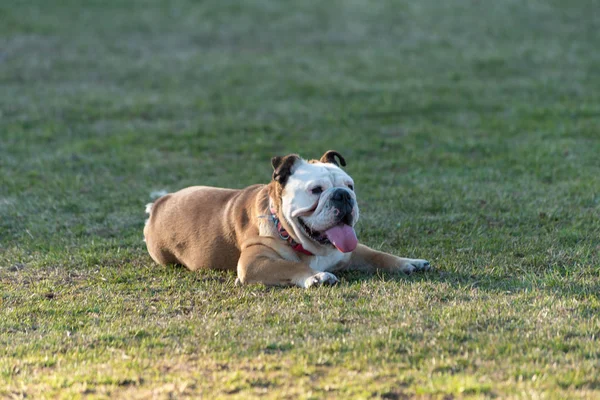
[303,272,339,288]
[401,259,431,274]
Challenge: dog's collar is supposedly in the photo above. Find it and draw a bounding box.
[269,207,313,256]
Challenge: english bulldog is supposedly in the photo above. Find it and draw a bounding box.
[143,151,431,288]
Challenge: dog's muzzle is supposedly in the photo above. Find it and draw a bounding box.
[329,188,354,225]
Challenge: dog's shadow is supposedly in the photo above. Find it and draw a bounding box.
[335,269,599,301]
[163,263,598,301]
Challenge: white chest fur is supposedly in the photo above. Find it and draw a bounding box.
[309,251,351,272]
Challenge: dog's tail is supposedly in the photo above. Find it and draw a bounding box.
[144,190,168,243]
[145,190,168,218]
[145,202,154,215]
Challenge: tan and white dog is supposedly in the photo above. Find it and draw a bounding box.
[144,151,430,288]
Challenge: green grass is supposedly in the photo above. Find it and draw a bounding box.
[1,0,600,398]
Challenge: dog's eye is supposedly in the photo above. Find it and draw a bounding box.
[348,184,354,191]
[311,186,323,195]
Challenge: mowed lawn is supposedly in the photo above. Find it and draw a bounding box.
[1,0,600,398]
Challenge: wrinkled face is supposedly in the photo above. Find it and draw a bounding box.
[280,160,359,254]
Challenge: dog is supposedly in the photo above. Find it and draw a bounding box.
[144,150,431,287]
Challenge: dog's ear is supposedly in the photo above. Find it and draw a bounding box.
[272,154,300,185]
[319,150,346,167]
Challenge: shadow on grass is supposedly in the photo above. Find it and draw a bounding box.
[142,261,599,302]
[336,269,600,301]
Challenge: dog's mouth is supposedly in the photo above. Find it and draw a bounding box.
[297,217,358,253]
[298,217,331,245]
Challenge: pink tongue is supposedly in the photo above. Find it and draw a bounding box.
[324,224,358,253]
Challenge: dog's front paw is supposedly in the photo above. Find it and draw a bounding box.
[400,259,431,274]
[303,272,339,288]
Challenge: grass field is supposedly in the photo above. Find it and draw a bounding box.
[1,0,600,398]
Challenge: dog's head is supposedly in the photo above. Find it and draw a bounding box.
[269,150,359,255]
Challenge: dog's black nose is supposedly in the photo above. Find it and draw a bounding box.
[331,189,354,225]
[331,189,353,205]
